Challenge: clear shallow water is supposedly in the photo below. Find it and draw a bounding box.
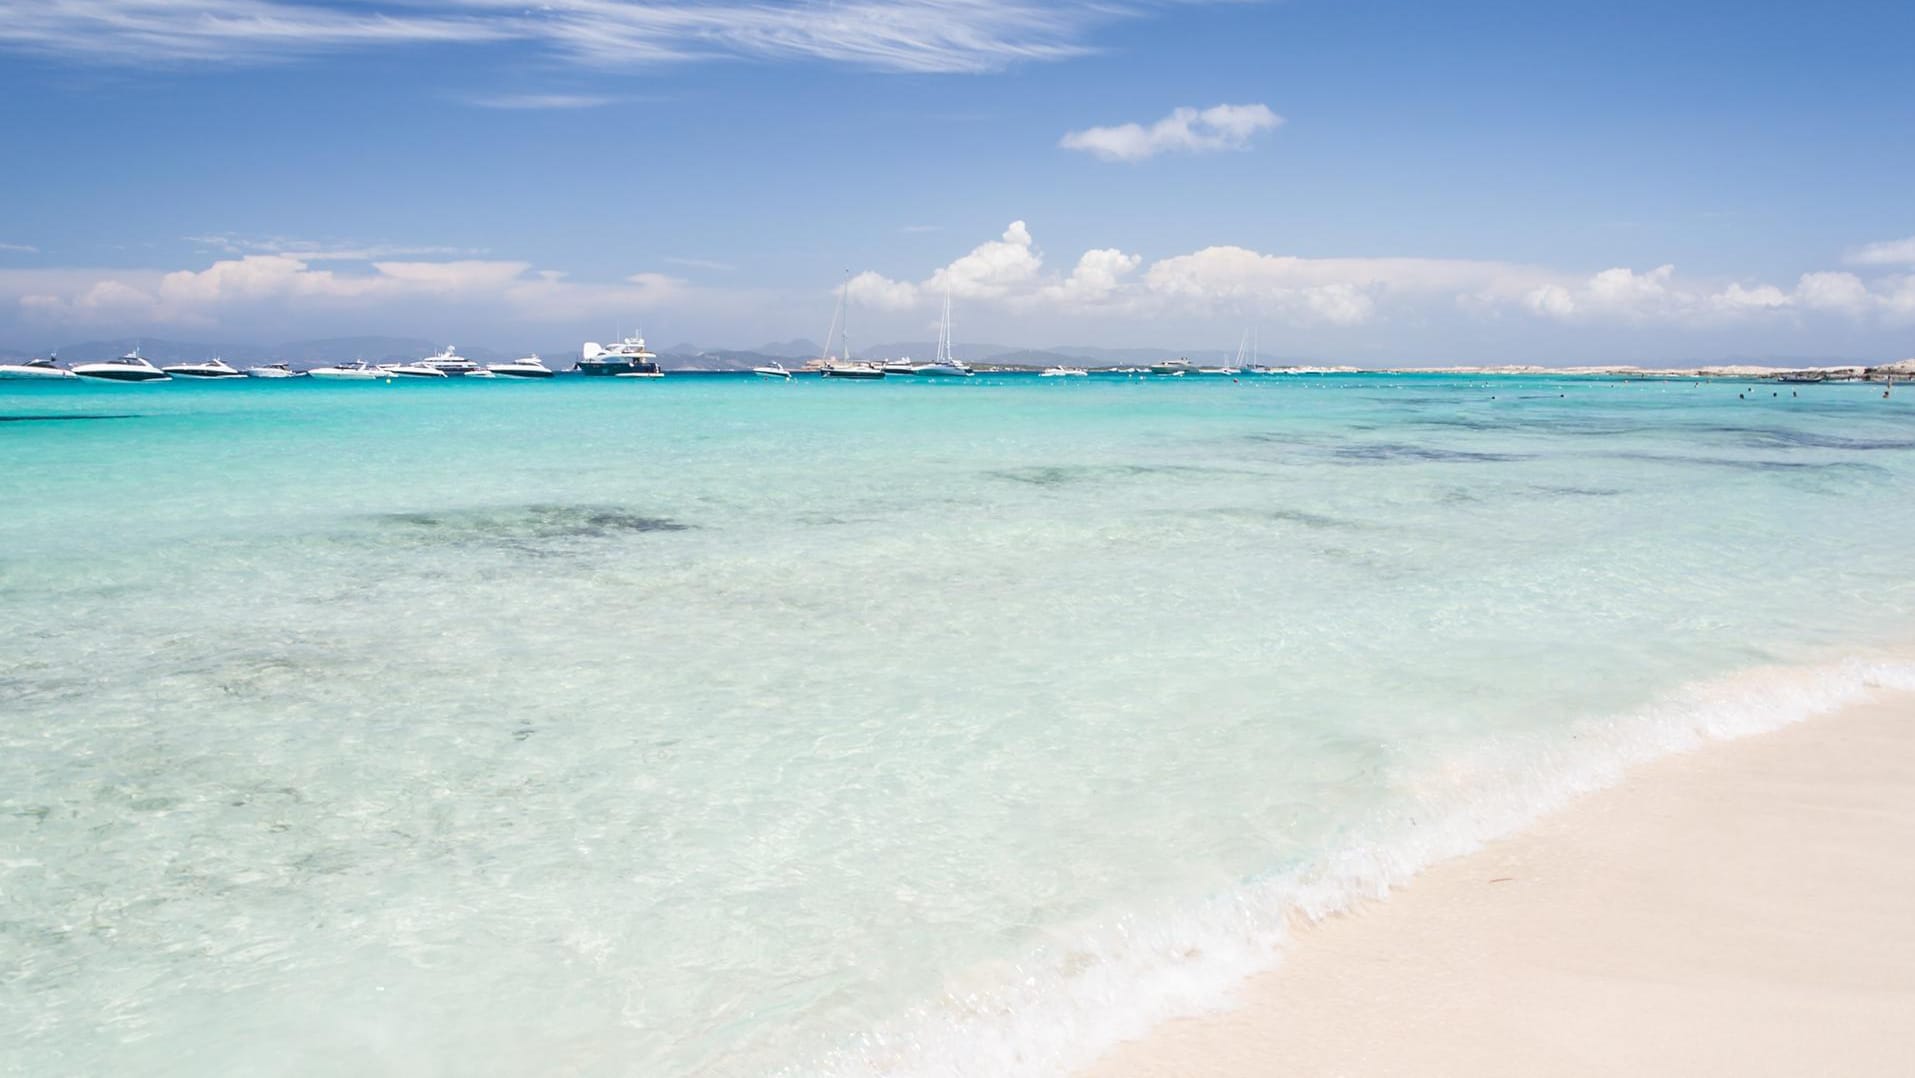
[4,373,1914,1075]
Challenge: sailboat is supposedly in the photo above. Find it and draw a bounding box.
[816,275,884,379]
[1197,331,1247,375]
[915,290,975,377]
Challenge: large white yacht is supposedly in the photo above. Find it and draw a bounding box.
[0,355,76,380]
[578,337,662,377]
[72,350,171,382]
[243,362,304,378]
[1149,357,1194,376]
[161,357,244,379]
[880,359,922,375]
[307,360,387,380]
[419,346,482,376]
[488,355,554,378]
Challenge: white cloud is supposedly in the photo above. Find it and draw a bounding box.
[0,242,38,254]
[926,220,1045,299]
[846,270,920,311]
[1060,103,1283,162]
[1040,248,1141,306]
[0,0,1139,74]
[12,253,686,328]
[1847,235,1915,266]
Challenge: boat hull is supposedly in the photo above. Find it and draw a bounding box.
[72,368,170,382]
[578,360,661,376]
[0,366,76,380]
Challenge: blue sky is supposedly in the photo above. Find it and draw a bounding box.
[1,0,1912,363]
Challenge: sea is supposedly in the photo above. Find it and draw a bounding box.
[4,370,1913,1076]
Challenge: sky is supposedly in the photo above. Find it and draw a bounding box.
[0,0,1912,364]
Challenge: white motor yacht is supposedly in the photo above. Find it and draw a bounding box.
[820,361,886,379]
[379,362,448,378]
[419,346,482,377]
[1040,365,1089,377]
[488,355,554,378]
[0,355,76,380]
[161,357,244,379]
[752,361,793,379]
[71,350,171,382]
[880,359,921,375]
[578,337,662,377]
[307,361,388,381]
[244,362,304,378]
[1149,357,1194,376]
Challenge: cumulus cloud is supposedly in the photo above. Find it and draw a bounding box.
[846,270,920,311]
[1847,235,1915,266]
[12,253,685,328]
[926,220,1044,298]
[1060,103,1283,162]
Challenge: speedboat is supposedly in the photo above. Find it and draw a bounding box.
[419,346,482,376]
[0,355,76,380]
[820,361,885,379]
[307,361,388,381]
[1040,365,1088,377]
[71,351,171,382]
[488,355,554,378]
[577,337,662,377]
[244,362,304,378]
[1195,367,1240,376]
[378,362,448,378]
[1150,357,1194,376]
[161,357,243,379]
[752,362,793,379]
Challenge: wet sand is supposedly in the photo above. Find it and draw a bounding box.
[1085,693,1915,1077]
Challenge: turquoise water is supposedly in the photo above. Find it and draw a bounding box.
[5,373,1914,1075]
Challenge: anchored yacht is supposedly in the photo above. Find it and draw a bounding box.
[72,350,171,382]
[379,362,448,378]
[1149,357,1194,376]
[243,362,304,378]
[915,291,975,376]
[578,337,661,377]
[307,361,387,381]
[488,355,554,378]
[1040,365,1088,377]
[419,346,482,377]
[0,355,76,380]
[752,361,793,379]
[161,357,244,379]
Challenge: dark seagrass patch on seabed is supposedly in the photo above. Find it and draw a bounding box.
[375,504,692,550]
[1330,441,1532,464]
[0,413,138,423]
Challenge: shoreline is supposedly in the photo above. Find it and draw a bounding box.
[1082,690,1915,1077]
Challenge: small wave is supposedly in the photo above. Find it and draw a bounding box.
[791,654,1915,1078]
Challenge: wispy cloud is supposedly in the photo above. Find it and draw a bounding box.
[662,256,735,271]
[0,1,1148,74]
[0,242,38,254]
[1061,103,1284,162]
[1848,235,1915,266]
[185,234,482,261]
[459,92,618,110]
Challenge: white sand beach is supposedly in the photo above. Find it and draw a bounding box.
[1085,693,1915,1077]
